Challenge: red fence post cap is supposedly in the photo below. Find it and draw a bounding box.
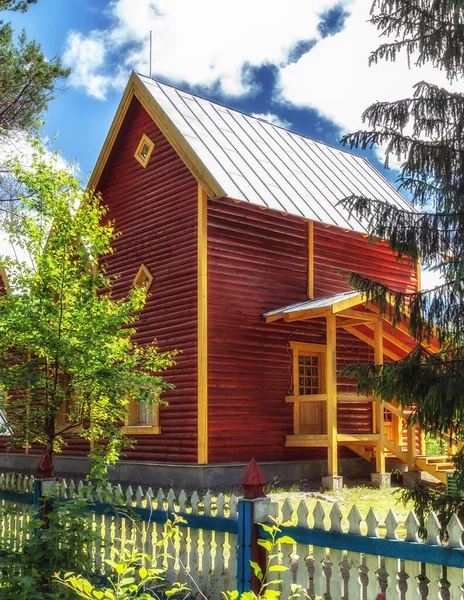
[37,450,54,480]
[241,458,266,499]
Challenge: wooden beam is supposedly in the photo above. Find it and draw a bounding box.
[337,393,374,403]
[342,325,402,361]
[197,185,208,464]
[291,345,300,435]
[337,317,378,329]
[308,221,314,299]
[365,323,414,355]
[383,401,408,421]
[374,318,385,473]
[416,258,421,291]
[407,424,417,471]
[337,433,381,442]
[264,313,283,323]
[331,293,366,314]
[285,393,328,403]
[368,303,441,353]
[326,313,338,476]
[289,341,327,353]
[284,308,330,322]
[285,434,329,447]
[337,309,377,320]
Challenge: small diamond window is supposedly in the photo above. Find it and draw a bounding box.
[134,134,155,167]
[133,264,153,291]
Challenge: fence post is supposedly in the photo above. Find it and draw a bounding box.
[237,497,254,593]
[34,451,56,528]
[237,459,278,594]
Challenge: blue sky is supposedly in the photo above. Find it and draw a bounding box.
[3,1,393,179]
[5,0,453,291]
[4,0,451,189]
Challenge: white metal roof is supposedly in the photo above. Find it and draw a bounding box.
[138,73,412,233]
[263,290,361,319]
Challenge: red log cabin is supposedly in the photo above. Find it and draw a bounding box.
[0,72,448,487]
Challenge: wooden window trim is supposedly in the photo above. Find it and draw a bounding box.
[124,398,161,435]
[133,264,153,291]
[134,134,155,168]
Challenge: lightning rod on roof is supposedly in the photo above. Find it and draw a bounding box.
[149,30,153,78]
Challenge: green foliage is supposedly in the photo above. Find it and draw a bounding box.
[55,517,189,600]
[223,519,312,600]
[425,434,448,457]
[0,144,176,472]
[0,18,68,137]
[337,2,464,481]
[397,484,464,540]
[0,1,37,11]
[0,495,98,599]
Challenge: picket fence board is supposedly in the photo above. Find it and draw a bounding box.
[2,473,464,599]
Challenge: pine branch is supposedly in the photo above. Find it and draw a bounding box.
[342,346,464,440]
[369,0,464,82]
[342,270,464,346]
[339,194,464,264]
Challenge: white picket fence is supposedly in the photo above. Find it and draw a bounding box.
[0,472,35,552]
[271,497,464,600]
[2,472,464,599]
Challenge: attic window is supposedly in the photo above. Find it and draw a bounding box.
[133,264,153,291]
[134,134,155,167]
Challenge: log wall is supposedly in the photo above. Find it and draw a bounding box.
[207,199,417,463]
[95,97,199,463]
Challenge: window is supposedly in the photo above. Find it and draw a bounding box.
[133,264,153,291]
[298,354,322,395]
[125,397,161,435]
[134,134,155,168]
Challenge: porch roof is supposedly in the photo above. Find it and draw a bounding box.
[263,290,441,359]
[263,290,364,322]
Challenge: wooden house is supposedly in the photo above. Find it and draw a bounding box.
[0,72,449,487]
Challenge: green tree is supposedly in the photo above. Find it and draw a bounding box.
[0,143,176,474]
[0,0,69,138]
[339,3,464,474]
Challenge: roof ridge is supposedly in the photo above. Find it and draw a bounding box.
[136,71,366,161]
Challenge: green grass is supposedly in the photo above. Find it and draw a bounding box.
[268,484,414,537]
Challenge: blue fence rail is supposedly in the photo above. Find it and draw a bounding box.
[2,473,464,599]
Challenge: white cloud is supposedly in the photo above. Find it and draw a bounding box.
[63,32,111,100]
[63,0,349,100]
[278,0,464,165]
[251,112,292,129]
[0,133,68,172]
[421,267,444,292]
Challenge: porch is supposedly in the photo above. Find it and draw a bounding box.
[264,291,452,486]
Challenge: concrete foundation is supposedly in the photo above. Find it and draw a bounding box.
[371,472,391,488]
[321,475,343,491]
[403,470,423,488]
[0,453,373,489]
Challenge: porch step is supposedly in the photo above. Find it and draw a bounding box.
[415,456,453,484]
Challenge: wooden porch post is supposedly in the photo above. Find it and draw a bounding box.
[326,313,338,477]
[374,319,385,473]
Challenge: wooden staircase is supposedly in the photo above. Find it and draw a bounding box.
[347,442,454,484]
[414,456,455,484]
